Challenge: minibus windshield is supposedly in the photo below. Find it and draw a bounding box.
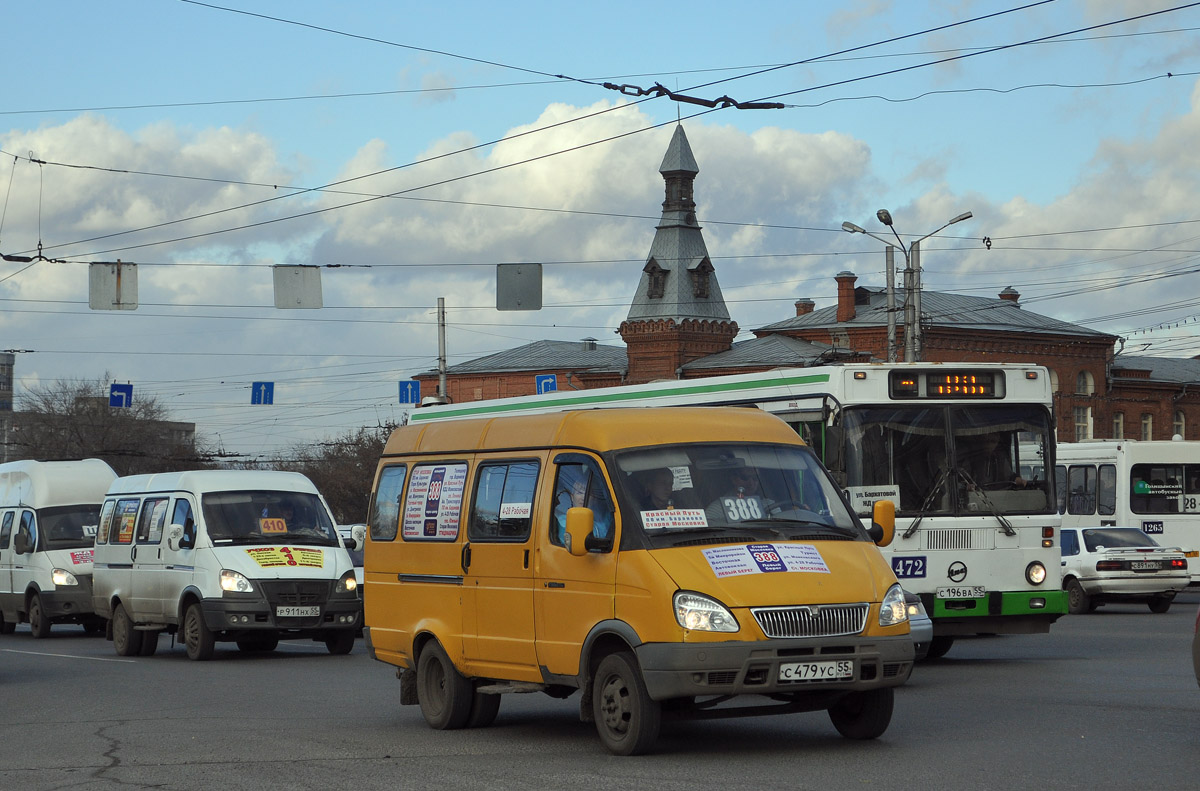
[201,491,340,546]
[614,443,864,546]
[39,505,103,550]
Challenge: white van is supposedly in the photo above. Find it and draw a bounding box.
[92,470,361,660]
[0,459,117,637]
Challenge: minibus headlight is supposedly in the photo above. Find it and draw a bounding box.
[335,572,357,595]
[673,592,739,633]
[51,568,79,586]
[220,569,255,593]
[879,584,908,627]
[1026,561,1047,585]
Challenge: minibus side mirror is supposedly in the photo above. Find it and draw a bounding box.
[564,507,594,557]
[167,525,183,551]
[170,521,197,550]
[868,500,895,548]
[14,530,32,554]
[349,524,367,552]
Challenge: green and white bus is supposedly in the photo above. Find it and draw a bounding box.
[1056,439,1200,583]
[411,362,1067,658]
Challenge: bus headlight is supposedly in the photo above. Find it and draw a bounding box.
[879,584,908,626]
[673,592,739,632]
[1026,561,1047,585]
[51,568,79,586]
[220,569,255,593]
[335,572,358,595]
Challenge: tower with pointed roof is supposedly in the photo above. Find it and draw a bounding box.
[618,125,738,383]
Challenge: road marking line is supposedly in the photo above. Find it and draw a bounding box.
[0,648,136,663]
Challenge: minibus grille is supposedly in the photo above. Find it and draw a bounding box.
[261,580,331,606]
[751,603,868,639]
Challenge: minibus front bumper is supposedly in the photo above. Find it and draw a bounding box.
[635,633,914,701]
[39,577,96,620]
[201,583,361,633]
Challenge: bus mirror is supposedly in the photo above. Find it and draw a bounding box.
[351,524,367,551]
[167,525,183,551]
[823,425,844,472]
[870,500,895,547]
[564,507,593,557]
[14,530,31,554]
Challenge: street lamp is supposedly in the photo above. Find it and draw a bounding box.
[841,210,973,362]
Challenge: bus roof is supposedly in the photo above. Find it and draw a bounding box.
[105,469,320,498]
[0,459,118,509]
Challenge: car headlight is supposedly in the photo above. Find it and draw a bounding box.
[51,568,79,586]
[904,592,926,619]
[220,569,255,593]
[879,584,908,627]
[335,571,358,595]
[673,591,739,632]
[1026,561,1047,585]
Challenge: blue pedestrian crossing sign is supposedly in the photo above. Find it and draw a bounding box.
[399,380,421,404]
[536,374,557,394]
[251,382,274,405]
[109,383,133,408]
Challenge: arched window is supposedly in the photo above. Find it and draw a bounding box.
[1075,370,1094,395]
[1141,413,1153,441]
[1174,410,1185,439]
[1112,412,1124,440]
[1048,369,1059,394]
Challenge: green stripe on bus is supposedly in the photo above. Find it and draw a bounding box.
[410,373,832,422]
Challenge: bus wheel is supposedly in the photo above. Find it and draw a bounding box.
[925,636,954,659]
[466,692,501,728]
[183,604,215,661]
[1066,579,1091,615]
[139,630,160,656]
[28,594,52,639]
[829,687,894,739]
[112,604,144,657]
[324,630,355,655]
[592,651,661,756]
[1147,596,1172,614]
[416,641,472,729]
[0,612,15,635]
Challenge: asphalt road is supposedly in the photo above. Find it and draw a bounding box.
[2,593,1197,791]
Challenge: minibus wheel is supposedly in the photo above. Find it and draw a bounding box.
[139,630,160,657]
[416,641,472,729]
[592,651,661,756]
[0,613,14,635]
[28,594,52,639]
[112,604,144,656]
[325,629,355,655]
[828,687,894,740]
[466,692,501,728]
[183,604,215,661]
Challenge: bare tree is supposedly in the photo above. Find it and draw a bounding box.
[13,374,211,475]
[268,424,396,524]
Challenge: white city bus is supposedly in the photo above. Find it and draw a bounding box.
[1056,439,1200,583]
[411,362,1066,658]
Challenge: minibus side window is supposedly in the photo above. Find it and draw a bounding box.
[136,498,169,544]
[95,500,115,545]
[470,461,539,541]
[0,511,13,548]
[370,465,407,542]
[551,457,615,548]
[17,511,36,553]
[112,499,141,545]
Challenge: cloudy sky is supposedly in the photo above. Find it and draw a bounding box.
[3,0,1200,460]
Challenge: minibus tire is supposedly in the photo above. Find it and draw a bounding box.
[139,630,160,657]
[183,604,215,661]
[416,641,473,729]
[0,613,15,635]
[466,692,501,728]
[28,594,52,639]
[325,629,355,655]
[592,652,661,756]
[828,687,894,740]
[112,604,144,656]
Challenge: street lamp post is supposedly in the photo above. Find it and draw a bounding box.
[841,210,973,362]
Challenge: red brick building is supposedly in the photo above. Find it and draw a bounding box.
[417,126,1200,442]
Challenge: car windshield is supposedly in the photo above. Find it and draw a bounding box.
[1081,527,1160,552]
[613,442,864,547]
[39,505,102,550]
[201,490,339,546]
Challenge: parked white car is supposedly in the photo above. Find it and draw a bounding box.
[1060,527,1189,614]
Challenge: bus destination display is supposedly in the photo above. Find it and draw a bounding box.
[891,371,999,399]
